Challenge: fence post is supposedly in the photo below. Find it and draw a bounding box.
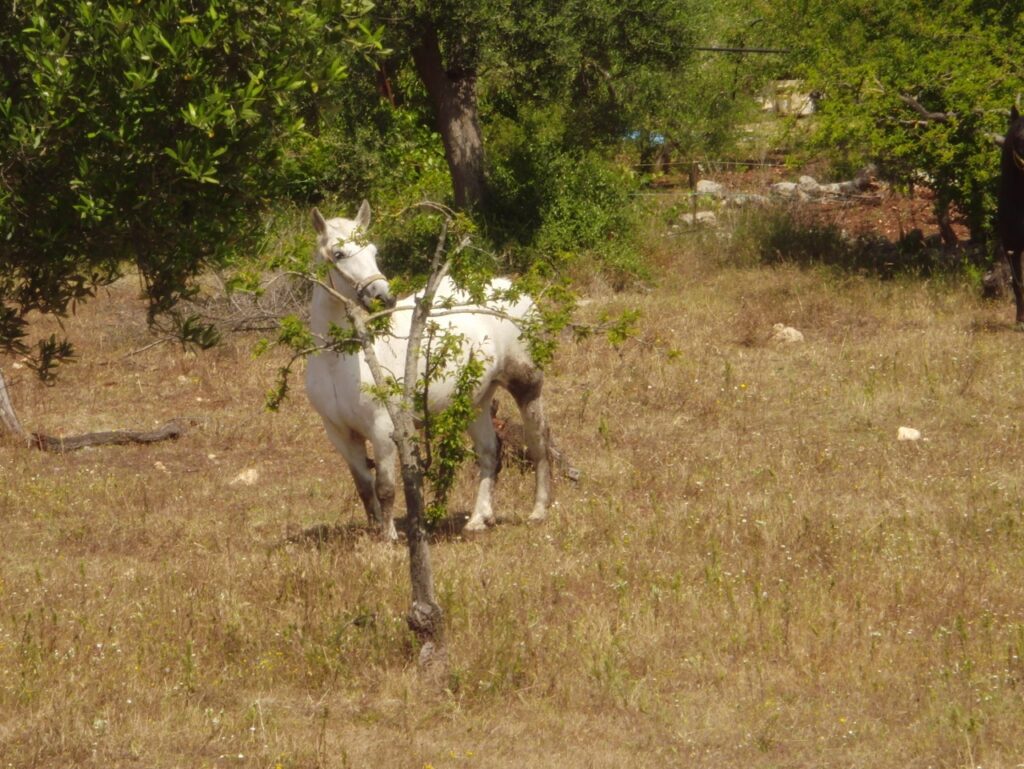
[689,161,699,225]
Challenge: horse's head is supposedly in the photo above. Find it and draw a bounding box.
[1006,105,1024,174]
[311,201,396,310]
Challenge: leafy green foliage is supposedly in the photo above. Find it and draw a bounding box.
[169,313,223,351]
[312,0,737,280]
[484,108,644,280]
[0,0,377,374]
[283,101,452,207]
[771,0,1024,240]
[421,345,485,526]
[475,0,699,148]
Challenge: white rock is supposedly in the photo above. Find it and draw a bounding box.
[680,211,718,226]
[695,179,725,197]
[897,426,922,442]
[771,323,804,343]
[230,468,260,486]
[798,175,820,193]
[770,181,799,197]
[727,193,770,207]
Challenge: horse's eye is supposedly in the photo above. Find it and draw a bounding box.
[331,249,345,261]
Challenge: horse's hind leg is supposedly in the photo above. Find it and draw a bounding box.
[323,421,397,541]
[464,406,499,533]
[508,369,552,523]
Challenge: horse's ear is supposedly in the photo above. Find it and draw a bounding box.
[311,208,327,235]
[355,199,372,231]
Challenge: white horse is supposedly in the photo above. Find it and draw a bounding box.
[305,201,552,540]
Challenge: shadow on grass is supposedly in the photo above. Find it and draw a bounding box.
[737,207,990,280]
[277,511,529,550]
[968,318,1021,334]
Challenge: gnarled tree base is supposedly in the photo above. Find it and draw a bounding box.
[408,599,448,678]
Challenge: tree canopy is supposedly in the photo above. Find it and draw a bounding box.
[772,0,1024,241]
[0,0,379,370]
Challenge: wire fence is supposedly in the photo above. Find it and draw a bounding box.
[633,157,787,172]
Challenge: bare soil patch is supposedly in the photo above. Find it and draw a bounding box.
[663,162,973,243]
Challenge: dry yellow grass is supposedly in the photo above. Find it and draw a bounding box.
[3,209,1024,768]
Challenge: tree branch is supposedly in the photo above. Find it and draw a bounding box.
[897,93,950,124]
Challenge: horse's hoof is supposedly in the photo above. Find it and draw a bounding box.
[527,510,547,525]
[1016,320,1024,332]
[462,519,489,534]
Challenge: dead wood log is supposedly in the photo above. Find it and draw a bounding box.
[2,364,185,453]
[30,420,185,453]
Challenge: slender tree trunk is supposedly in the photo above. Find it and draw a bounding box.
[327,221,454,676]
[411,24,486,210]
[394,222,452,675]
[938,203,959,248]
[0,364,183,450]
[393,410,447,674]
[0,366,27,441]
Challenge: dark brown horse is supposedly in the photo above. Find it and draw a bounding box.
[999,106,1024,325]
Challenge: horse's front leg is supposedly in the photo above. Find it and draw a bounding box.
[323,421,395,540]
[1007,247,1024,327]
[368,430,399,542]
[464,408,499,532]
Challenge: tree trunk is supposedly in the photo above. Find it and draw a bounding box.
[938,202,959,248]
[393,411,447,675]
[0,366,28,441]
[334,222,452,676]
[411,24,486,210]
[32,420,184,452]
[394,222,451,676]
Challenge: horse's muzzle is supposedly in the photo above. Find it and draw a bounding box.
[354,273,394,309]
[360,282,395,310]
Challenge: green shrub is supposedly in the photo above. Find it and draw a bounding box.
[484,111,644,281]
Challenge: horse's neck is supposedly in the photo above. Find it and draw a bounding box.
[310,284,353,339]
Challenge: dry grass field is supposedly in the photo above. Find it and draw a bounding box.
[3,201,1024,768]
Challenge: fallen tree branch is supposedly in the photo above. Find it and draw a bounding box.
[31,420,185,453]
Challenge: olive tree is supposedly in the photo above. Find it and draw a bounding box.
[355,0,699,210]
[0,0,379,435]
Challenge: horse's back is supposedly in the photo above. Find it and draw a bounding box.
[307,277,539,428]
[386,276,534,359]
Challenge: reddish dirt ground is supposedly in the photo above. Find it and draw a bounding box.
[659,163,972,244]
[712,163,966,241]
